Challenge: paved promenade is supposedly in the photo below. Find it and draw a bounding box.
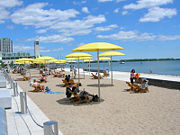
[5,80,63,135]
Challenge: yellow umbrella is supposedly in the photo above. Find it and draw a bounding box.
[65,52,92,85]
[73,42,124,100]
[99,51,125,85]
[83,59,93,62]
[46,59,58,63]
[36,56,55,60]
[55,60,66,64]
[96,57,111,61]
[67,60,76,63]
[15,61,24,65]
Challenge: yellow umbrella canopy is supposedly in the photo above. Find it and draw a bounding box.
[67,60,76,63]
[83,59,93,62]
[32,59,46,64]
[16,58,34,64]
[72,42,124,52]
[97,57,111,61]
[15,61,24,64]
[36,56,55,60]
[99,51,126,85]
[99,51,125,57]
[16,58,34,62]
[65,57,92,61]
[65,52,92,85]
[55,60,66,64]
[73,42,124,101]
[46,59,58,63]
[65,52,92,58]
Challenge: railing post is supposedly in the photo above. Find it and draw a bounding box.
[20,92,27,114]
[43,121,58,135]
[0,107,8,135]
[13,82,18,97]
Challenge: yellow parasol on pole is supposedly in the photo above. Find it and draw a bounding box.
[72,42,124,101]
[99,51,125,85]
[65,52,92,85]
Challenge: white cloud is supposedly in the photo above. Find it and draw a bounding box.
[11,3,79,28]
[0,0,23,23]
[158,35,180,41]
[97,30,180,41]
[0,0,23,8]
[6,25,14,30]
[98,0,113,2]
[27,35,74,43]
[82,7,90,13]
[73,0,86,5]
[49,15,106,36]
[36,29,48,34]
[122,11,128,15]
[123,0,173,10]
[14,45,33,52]
[95,24,118,32]
[97,30,156,41]
[139,7,177,22]
[98,0,125,2]
[41,47,64,53]
[114,8,119,13]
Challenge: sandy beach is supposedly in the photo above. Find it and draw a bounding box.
[10,69,180,135]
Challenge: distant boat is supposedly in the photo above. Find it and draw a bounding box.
[120,61,125,64]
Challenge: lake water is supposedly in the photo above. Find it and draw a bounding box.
[73,60,180,76]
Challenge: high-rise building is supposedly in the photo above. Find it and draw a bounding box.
[34,40,40,58]
[0,38,13,52]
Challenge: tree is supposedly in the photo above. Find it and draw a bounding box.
[10,61,14,67]
[1,61,5,68]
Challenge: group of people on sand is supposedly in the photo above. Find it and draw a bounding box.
[130,69,149,90]
[66,85,99,102]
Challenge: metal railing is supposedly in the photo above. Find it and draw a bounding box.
[2,69,59,135]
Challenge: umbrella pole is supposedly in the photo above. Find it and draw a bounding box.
[71,62,73,78]
[89,59,90,76]
[97,50,100,101]
[78,58,80,87]
[111,56,113,85]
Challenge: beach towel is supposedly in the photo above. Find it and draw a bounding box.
[45,87,64,94]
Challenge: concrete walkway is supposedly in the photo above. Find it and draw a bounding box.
[5,80,63,135]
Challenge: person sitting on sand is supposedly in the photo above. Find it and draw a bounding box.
[39,74,47,83]
[30,79,45,91]
[65,75,71,82]
[141,78,149,89]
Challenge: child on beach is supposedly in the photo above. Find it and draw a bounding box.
[141,78,149,90]
[130,69,135,84]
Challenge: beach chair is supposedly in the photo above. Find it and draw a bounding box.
[126,82,136,91]
[133,84,149,93]
[91,73,103,79]
[103,71,109,77]
[67,89,90,105]
[22,75,31,81]
[69,79,79,87]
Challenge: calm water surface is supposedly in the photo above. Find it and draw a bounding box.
[74,60,180,76]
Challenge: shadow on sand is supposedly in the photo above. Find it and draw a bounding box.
[56,98,104,106]
[87,84,114,87]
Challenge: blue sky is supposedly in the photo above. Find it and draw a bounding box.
[0,0,180,60]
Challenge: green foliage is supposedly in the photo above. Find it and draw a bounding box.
[1,62,5,68]
[10,61,14,67]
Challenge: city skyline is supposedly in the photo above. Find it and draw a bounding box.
[0,0,180,60]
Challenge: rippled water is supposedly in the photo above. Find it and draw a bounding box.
[74,60,180,76]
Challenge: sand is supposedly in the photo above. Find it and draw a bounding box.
[10,69,180,135]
